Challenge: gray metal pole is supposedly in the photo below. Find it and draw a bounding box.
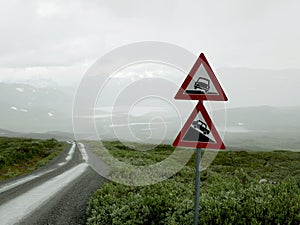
[194,148,202,225]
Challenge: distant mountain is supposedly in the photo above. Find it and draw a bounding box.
[0,128,74,141]
[0,82,74,133]
[212,106,300,151]
[213,105,300,132]
[217,67,300,108]
[1,66,300,151]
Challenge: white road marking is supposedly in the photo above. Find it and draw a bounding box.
[0,169,55,194]
[0,163,88,225]
[0,142,76,194]
[58,142,76,166]
[78,143,89,162]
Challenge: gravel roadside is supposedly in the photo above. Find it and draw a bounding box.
[18,167,106,225]
[0,142,107,225]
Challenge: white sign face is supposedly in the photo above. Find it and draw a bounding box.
[185,64,218,95]
[174,53,228,101]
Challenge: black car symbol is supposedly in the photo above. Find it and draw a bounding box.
[194,77,210,93]
[192,120,210,135]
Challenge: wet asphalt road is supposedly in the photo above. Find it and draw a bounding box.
[0,142,107,225]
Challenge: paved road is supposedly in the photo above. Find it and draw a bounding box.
[0,142,107,225]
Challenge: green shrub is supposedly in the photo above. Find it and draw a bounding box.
[197,170,300,225]
[0,137,64,180]
[86,144,300,225]
[87,172,300,224]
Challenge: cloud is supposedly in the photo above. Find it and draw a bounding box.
[36,1,61,18]
[0,66,86,86]
[0,0,299,70]
[0,0,110,67]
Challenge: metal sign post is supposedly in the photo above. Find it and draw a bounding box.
[172,53,228,224]
[194,148,202,225]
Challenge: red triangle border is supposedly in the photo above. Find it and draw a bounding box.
[175,53,228,101]
[172,101,226,149]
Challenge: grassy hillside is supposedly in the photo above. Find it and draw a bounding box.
[86,142,300,224]
[0,128,75,141]
[0,137,66,181]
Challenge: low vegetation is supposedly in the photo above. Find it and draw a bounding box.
[0,137,65,181]
[86,141,300,224]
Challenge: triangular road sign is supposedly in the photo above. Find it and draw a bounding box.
[175,53,228,101]
[173,101,225,149]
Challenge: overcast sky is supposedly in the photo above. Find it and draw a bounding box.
[0,0,299,107]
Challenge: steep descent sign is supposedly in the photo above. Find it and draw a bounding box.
[175,53,227,101]
[172,101,225,149]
